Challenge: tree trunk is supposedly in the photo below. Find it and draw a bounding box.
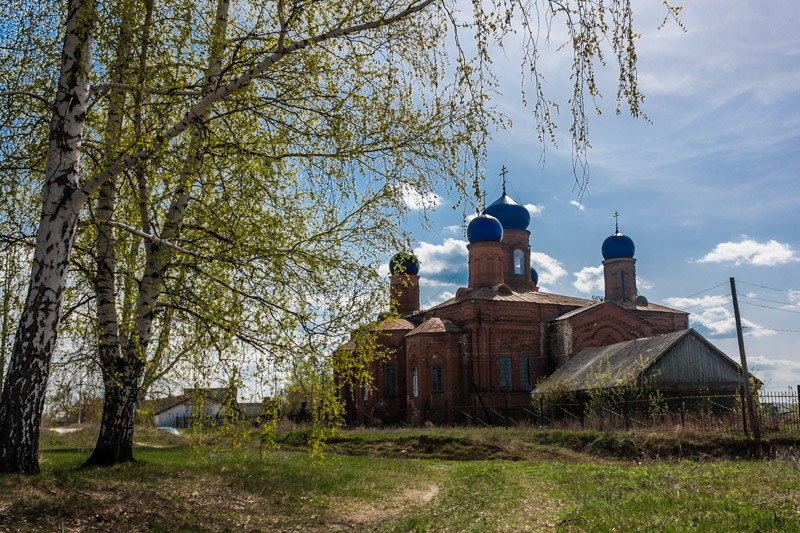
[0,0,94,474]
[87,0,230,466]
[85,353,143,465]
[84,0,135,467]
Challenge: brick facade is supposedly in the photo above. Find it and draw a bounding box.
[337,195,689,425]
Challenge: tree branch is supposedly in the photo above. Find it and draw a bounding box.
[0,91,51,106]
[78,0,436,201]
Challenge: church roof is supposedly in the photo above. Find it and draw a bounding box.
[407,317,462,336]
[429,288,594,311]
[553,299,687,321]
[371,318,416,331]
[617,300,688,315]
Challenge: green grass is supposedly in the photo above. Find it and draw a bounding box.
[1,426,798,531]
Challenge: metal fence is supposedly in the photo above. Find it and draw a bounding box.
[354,387,800,435]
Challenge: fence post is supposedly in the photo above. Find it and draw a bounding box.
[679,391,685,426]
[539,395,544,427]
[624,393,630,431]
[797,385,800,423]
[740,385,748,437]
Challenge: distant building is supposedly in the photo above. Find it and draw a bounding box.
[151,387,238,427]
[337,184,749,425]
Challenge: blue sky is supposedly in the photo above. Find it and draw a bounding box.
[395,0,800,390]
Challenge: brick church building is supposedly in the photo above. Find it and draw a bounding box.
[338,186,695,425]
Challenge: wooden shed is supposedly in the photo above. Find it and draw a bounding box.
[535,329,752,395]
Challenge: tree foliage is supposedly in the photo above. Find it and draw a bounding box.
[0,0,680,472]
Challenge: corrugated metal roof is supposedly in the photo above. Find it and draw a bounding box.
[407,317,462,336]
[535,330,696,392]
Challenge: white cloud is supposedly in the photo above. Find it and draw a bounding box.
[426,291,455,307]
[444,224,461,235]
[746,356,800,388]
[664,294,774,338]
[664,294,732,309]
[401,184,442,211]
[698,238,798,266]
[569,200,585,211]
[524,203,544,217]
[414,238,468,275]
[530,252,568,286]
[637,277,653,291]
[572,265,604,294]
[748,355,800,372]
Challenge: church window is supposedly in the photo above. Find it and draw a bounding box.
[384,363,397,396]
[362,375,369,401]
[520,357,532,391]
[499,356,511,391]
[431,364,443,393]
[412,367,419,397]
[514,249,524,274]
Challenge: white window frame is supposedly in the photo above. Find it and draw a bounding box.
[514,249,524,275]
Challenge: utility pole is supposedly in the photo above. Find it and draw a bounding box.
[730,277,760,439]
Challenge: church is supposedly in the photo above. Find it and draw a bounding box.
[338,183,745,425]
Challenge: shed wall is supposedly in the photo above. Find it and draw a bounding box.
[647,334,740,390]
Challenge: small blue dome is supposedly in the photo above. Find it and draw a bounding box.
[390,252,420,275]
[602,233,635,259]
[484,193,530,231]
[531,266,539,284]
[467,214,503,243]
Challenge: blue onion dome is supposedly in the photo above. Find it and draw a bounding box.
[390,252,420,275]
[531,266,539,284]
[602,232,636,260]
[484,193,531,231]
[467,213,503,243]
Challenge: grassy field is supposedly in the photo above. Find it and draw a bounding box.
[0,426,799,532]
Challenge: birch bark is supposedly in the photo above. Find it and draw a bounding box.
[86,0,230,465]
[83,0,137,465]
[0,0,95,474]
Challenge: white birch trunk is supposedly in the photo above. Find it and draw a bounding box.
[0,0,95,474]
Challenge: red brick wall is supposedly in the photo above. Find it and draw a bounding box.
[501,229,535,291]
[468,241,504,288]
[603,257,637,302]
[390,274,420,315]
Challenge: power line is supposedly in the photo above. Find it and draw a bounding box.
[679,293,731,310]
[739,301,800,315]
[738,280,799,294]
[682,281,729,299]
[740,294,798,307]
[743,326,800,334]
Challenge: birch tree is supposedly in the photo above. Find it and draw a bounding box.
[0,0,680,473]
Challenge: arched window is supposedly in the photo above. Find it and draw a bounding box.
[411,367,419,397]
[431,363,443,393]
[514,249,524,274]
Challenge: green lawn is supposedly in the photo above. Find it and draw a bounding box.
[0,427,798,531]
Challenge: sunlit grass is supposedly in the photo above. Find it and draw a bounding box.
[1,425,797,531]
